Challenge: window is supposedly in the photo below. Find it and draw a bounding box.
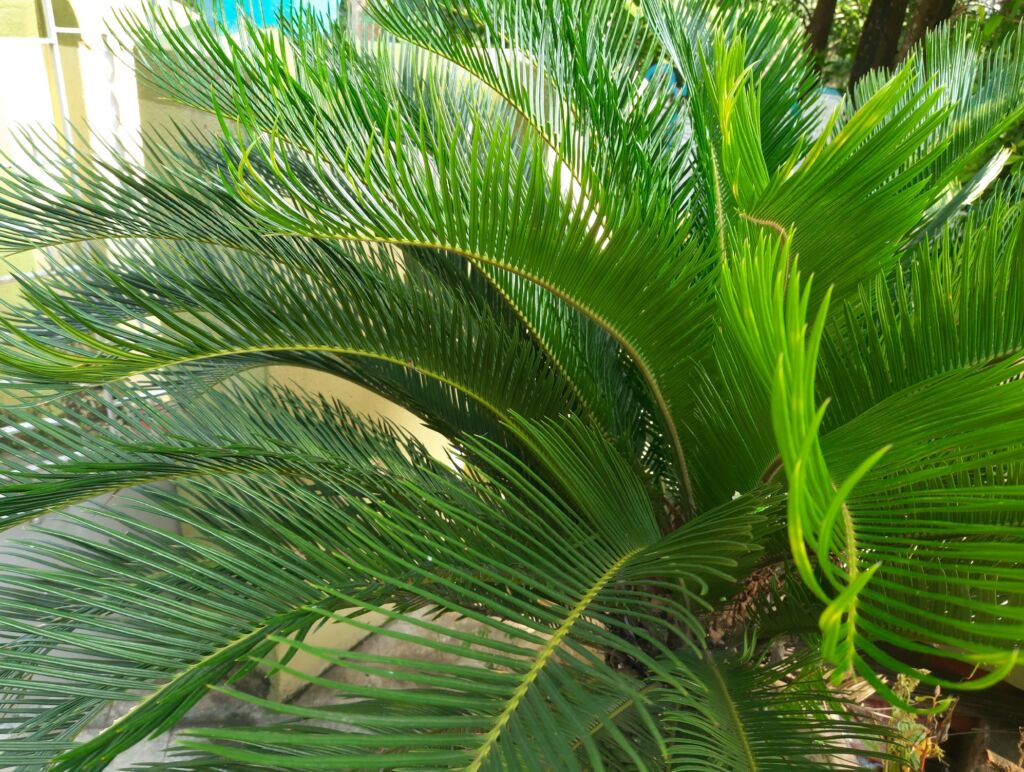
[0,1,142,300]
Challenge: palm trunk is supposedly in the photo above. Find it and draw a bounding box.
[848,0,911,88]
[899,0,956,60]
[807,0,838,68]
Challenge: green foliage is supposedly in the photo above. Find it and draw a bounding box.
[880,672,952,771]
[656,649,895,769]
[0,0,1022,768]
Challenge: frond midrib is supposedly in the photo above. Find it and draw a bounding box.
[471,266,601,431]
[53,607,318,770]
[466,546,643,771]
[252,228,696,507]
[0,439,392,533]
[15,343,507,427]
[703,655,759,772]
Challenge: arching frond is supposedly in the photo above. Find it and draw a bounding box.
[0,416,764,770]
[656,651,894,770]
[118,2,719,492]
[0,382,433,532]
[643,0,817,240]
[850,20,1024,192]
[0,240,575,427]
[752,236,1024,699]
[819,184,1024,426]
[0,129,284,258]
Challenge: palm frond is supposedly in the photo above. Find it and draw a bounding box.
[760,239,1024,699]
[0,381,433,532]
[15,242,516,442]
[656,650,894,770]
[118,2,719,494]
[851,19,1024,192]
[0,390,453,767]
[819,183,1024,426]
[0,416,764,770]
[162,481,769,770]
[743,66,945,304]
[644,0,818,238]
[0,499,356,769]
[0,239,576,429]
[366,0,687,212]
[0,128,283,258]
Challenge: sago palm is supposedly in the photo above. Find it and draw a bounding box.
[0,1,1023,768]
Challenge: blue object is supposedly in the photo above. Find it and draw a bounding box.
[200,1,342,31]
[643,62,688,140]
[644,62,689,98]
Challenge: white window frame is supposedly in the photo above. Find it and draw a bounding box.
[0,1,84,288]
[38,0,82,148]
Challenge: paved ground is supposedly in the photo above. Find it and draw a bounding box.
[77,611,501,768]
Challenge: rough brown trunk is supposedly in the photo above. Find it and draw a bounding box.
[806,0,838,67]
[983,750,1024,772]
[875,0,910,63]
[899,0,956,60]
[848,0,911,89]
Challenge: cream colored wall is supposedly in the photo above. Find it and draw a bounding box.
[0,0,44,38]
[0,33,51,297]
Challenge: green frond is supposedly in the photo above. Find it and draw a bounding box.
[165,457,767,770]
[819,184,1024,426]
[814,365,1024,684]
[0,392,456,767]
[0,499,355,769]
[15,242,516,442]
[118,2,719,492]
[655,650,895,770]
[0,381,435,532]
[0,129,282,258]
[743,66,946,304]
[851,19,1024,192]
[0,416,764,770]
[644,0,818,213]
[474,269,676,483]
[0,239,576,428]
[366,0,686,210]
[680,234,794,507]
[766,240,1024,696]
